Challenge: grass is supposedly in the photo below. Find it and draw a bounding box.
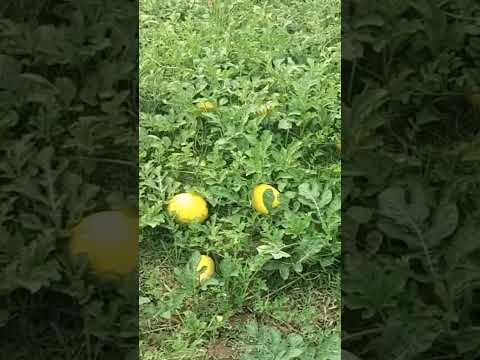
[139,0,341,359]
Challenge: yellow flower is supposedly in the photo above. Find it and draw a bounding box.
[196,101,216,112]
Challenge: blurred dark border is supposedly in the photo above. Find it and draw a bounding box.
[342,1,480,359]
[0,1,138,359]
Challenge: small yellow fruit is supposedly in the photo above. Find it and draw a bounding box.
[196,255,215,282]
[69,210,138,279]
[256,101,276,116]
[251,183,280,214]
[167,192,208,223]
[196,101,216,112]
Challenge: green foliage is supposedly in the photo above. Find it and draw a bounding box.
[241,321,340,360]
[140,0,340,358]
[140,0,340,280]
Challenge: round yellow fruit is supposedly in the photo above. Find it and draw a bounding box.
[251,183,280,214]
[196,254,215,282]
[69,210,138,279]
[167,192,208,223]
[196,101,216,112]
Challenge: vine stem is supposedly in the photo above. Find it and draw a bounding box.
[70,156,136,167]
[342,327,383,341]
[406,216,438,283]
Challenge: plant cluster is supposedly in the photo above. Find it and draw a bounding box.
[140,0,341,358]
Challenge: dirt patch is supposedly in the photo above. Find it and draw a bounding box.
[206,340,237,360]
[311,290,339,328]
